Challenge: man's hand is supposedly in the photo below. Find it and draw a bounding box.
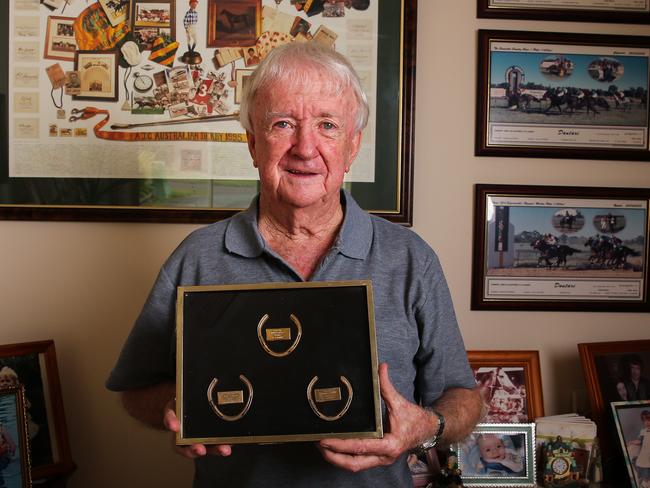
[163,399,233,459]
[317,362,437,472]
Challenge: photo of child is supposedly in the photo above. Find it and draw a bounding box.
[611,401,650,488]
[627,410,650,488]
[458,427,531,481]
[477,433,525,475]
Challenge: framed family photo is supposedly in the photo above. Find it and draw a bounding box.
[579,340,650,456]
[468,351,544,423]
[0,341,73,481]
[477,0,650,24]
[73,50,119,102]
[471,184,650,312]
[476,30,650,161]
[0,386,32,488]
[0,0,415,225]
[456,423,536,487]
[611,400,650,488]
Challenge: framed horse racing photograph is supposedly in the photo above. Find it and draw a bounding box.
[0,0,415,225]
[475,30,650,161]
[471,184,650,312]
[467,350,544,423]
[477,1,650,24]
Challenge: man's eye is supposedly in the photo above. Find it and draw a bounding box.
[273,121,291,129]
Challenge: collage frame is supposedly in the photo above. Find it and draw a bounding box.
[0,0,416,225]
[472,184,650,312]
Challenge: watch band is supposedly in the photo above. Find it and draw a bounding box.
[411,409,445,455]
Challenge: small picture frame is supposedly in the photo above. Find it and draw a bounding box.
[0,340,73,480]
[43,16,77,62]
[408,449,439,487]
[73,50,119,102]
[471,184,650,312]
[234,68,254,105]
[207,0,261,48]
[0,386,32,488]
[456,423,536,487]
[468,350,544,423]
[579,340,650,457]
[131,0,176,50]
[476,30,650,161]
[611,400,650,488]
[477,0,650,24]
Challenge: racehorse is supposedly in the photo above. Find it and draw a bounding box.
[584,236,638,269]
[530,239,580,269]
[613,92,632,112]
[518,93,543,113]
[219,9,253,31]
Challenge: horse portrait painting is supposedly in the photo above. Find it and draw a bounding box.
[207,0,260,47]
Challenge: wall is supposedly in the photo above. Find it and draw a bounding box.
[0,2,648,487]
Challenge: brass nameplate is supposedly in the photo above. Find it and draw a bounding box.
[217,390,244,405]
[314,387,342,403]
[266,328,291,341]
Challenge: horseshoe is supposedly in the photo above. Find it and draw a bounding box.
[207,375,253,421]
[257,313,302,358]
[307,375,353,422]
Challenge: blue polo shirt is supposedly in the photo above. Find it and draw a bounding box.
[107,190,475,487]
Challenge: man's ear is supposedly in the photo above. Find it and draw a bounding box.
[246,131,257,167]
[345,130,362,172]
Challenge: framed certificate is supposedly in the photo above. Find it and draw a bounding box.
[471,184,650,312]
[476,30,650,161]
[176,280,382,445]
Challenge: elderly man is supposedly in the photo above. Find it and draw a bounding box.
[107,42,481,486]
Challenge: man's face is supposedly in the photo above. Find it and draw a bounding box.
[631,363,642,381]
[247,71,361,210]
[0,375,15,388]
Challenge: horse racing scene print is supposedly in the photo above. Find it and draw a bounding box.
[482,193,647,303]
[485,36,649,152]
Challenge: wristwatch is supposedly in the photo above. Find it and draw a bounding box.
[412,408,445,455]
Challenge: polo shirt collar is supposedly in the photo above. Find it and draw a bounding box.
[224,190,373,260]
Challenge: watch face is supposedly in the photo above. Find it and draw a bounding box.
[133,73,153,92]
[551,456,569,475]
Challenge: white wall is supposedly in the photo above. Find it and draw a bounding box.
[0,2,648,486]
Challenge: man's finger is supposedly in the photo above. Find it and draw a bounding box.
[318,444,385,472]
[378,363,404,412]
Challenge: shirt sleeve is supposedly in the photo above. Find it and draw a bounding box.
[413,252,476,406]
[105,265,177,391]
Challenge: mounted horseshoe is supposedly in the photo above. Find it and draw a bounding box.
[207,374,253,422]
[307,375,353,422]
[257,313,302,358]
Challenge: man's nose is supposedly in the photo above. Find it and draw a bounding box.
[290,125,318,160]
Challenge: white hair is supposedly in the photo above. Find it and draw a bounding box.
[239,42,369,133]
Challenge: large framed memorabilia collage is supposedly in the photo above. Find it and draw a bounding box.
[0,0,416,224]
